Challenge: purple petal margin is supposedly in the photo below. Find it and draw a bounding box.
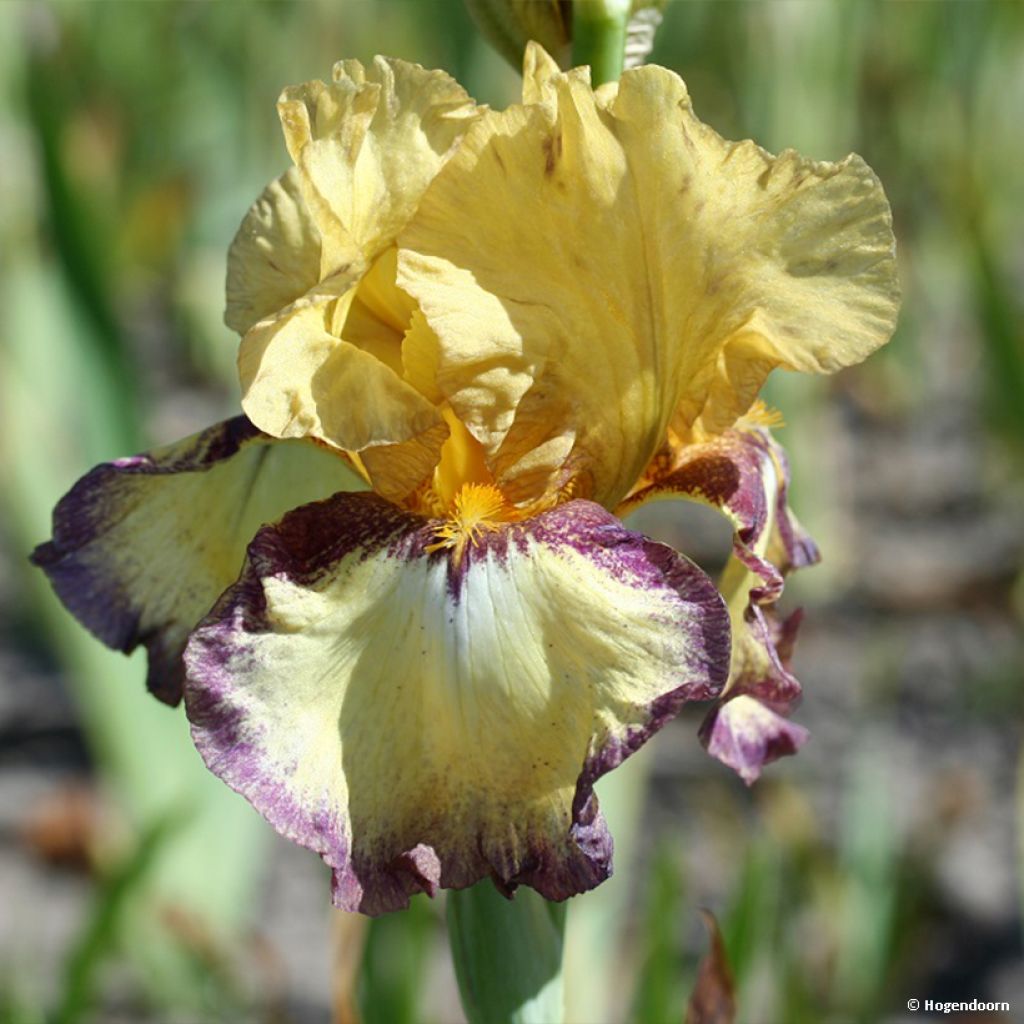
[698,606,809,785]
[620,426,819,603]
[185,494,730,914]
[30,417,263,705]
[620,425,819,784]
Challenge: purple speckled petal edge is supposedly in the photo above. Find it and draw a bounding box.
[30,417,263,704]
[619,426,818,783]
[184,494,730,915]
[698,606,809,784]
[30,416,360,705]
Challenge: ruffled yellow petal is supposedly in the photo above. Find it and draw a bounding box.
[278,56,480,278]
[234,59,482,498]
[239,300,446,499]
[521,39,588,106]
[521,39,563,105]
[399,54,898,510]
[225,167,322,336]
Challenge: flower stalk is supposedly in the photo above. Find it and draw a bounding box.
[449,885,567,1024]
[572,0,631,85]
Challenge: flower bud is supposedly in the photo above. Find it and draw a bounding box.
[463,0,571,70]
[464,0,667,74]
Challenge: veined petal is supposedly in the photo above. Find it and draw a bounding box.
[238,301,447,500]
[225,167,322,336]
[184,496,729,914]
[30,418,365,705]
[619,424,817,783]
[278,56,480,277]
[399,58,897,509]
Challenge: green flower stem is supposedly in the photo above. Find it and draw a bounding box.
[448,884,567,1024]
[572,0,631,85]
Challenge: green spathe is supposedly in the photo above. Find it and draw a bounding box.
[448,884,567,1024]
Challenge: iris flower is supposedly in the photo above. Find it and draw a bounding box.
[33,46,898,915]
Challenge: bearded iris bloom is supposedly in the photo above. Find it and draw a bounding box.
[32,45,898,915]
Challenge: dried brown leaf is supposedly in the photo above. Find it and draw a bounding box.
[685,909,736,1024]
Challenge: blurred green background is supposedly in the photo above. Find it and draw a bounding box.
[1,2,1022,1022]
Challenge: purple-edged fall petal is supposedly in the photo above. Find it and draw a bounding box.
[699,604,809,784]
[398,47,898,509]
[619,424,815,783]
[184,496,729,914]
[619,423,816,598]
[225,167,322,336]
[31,418,365,705]
[278,56,480,277]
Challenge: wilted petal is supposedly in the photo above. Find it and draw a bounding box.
[699,692,808,787]
[399,55,897,509]
[685,910,737,1024]
[31,418,365,705]
[185,496,729,914]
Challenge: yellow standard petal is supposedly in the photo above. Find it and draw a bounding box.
[235,58,484,499]
[398,46,899,510]
[238,299,447,501]
[225,167,322,336]
[278,56,481,278]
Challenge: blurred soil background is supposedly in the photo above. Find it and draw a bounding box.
[1,2,1022,1023]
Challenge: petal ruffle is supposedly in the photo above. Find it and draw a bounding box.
[619,425,816,782]
[184,496,729,914]
[225,167,322,336]
[278,56,480,277]
[31,418,365,705]
[700,691,809,787]
[398,49,898,509]
[618,424,816,597]
[234,57,480,496]
[238,301,448,501]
